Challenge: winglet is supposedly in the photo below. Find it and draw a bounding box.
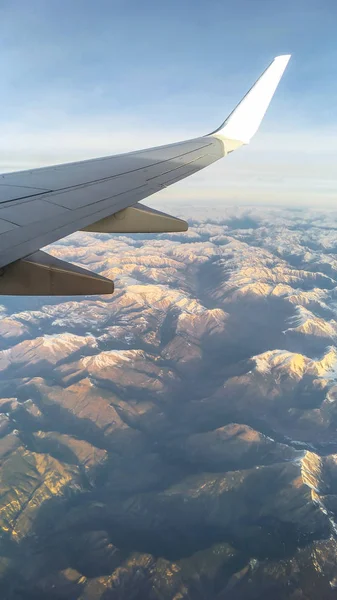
[212,55,291,144]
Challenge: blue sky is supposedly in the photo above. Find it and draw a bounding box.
[1,0,337,206]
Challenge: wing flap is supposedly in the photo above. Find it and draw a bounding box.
[0,198,68,226]
[44,173,146,210]
[0,185,50,203]
[0,219,18,234]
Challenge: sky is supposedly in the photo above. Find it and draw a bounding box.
[1,0,337,207]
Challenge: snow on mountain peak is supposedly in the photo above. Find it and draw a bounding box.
[82,349,143,370]
[254,349,309,378]
[253,346,337,383]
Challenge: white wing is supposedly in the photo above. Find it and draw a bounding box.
[0,55,290,296]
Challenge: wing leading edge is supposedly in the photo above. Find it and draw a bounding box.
[0,55,290,295]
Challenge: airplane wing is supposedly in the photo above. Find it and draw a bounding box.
[0,55,290,296]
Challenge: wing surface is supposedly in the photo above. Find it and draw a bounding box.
[0,54,290,295]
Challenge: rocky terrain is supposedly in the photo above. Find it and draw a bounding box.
[0,204,337,598]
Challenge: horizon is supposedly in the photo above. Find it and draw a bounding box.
[1,0,337,207]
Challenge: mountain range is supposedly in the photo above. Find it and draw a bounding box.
[0,204,337,599]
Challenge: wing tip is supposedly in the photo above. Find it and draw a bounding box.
[211,53,291,145]
[273,54,291,66]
